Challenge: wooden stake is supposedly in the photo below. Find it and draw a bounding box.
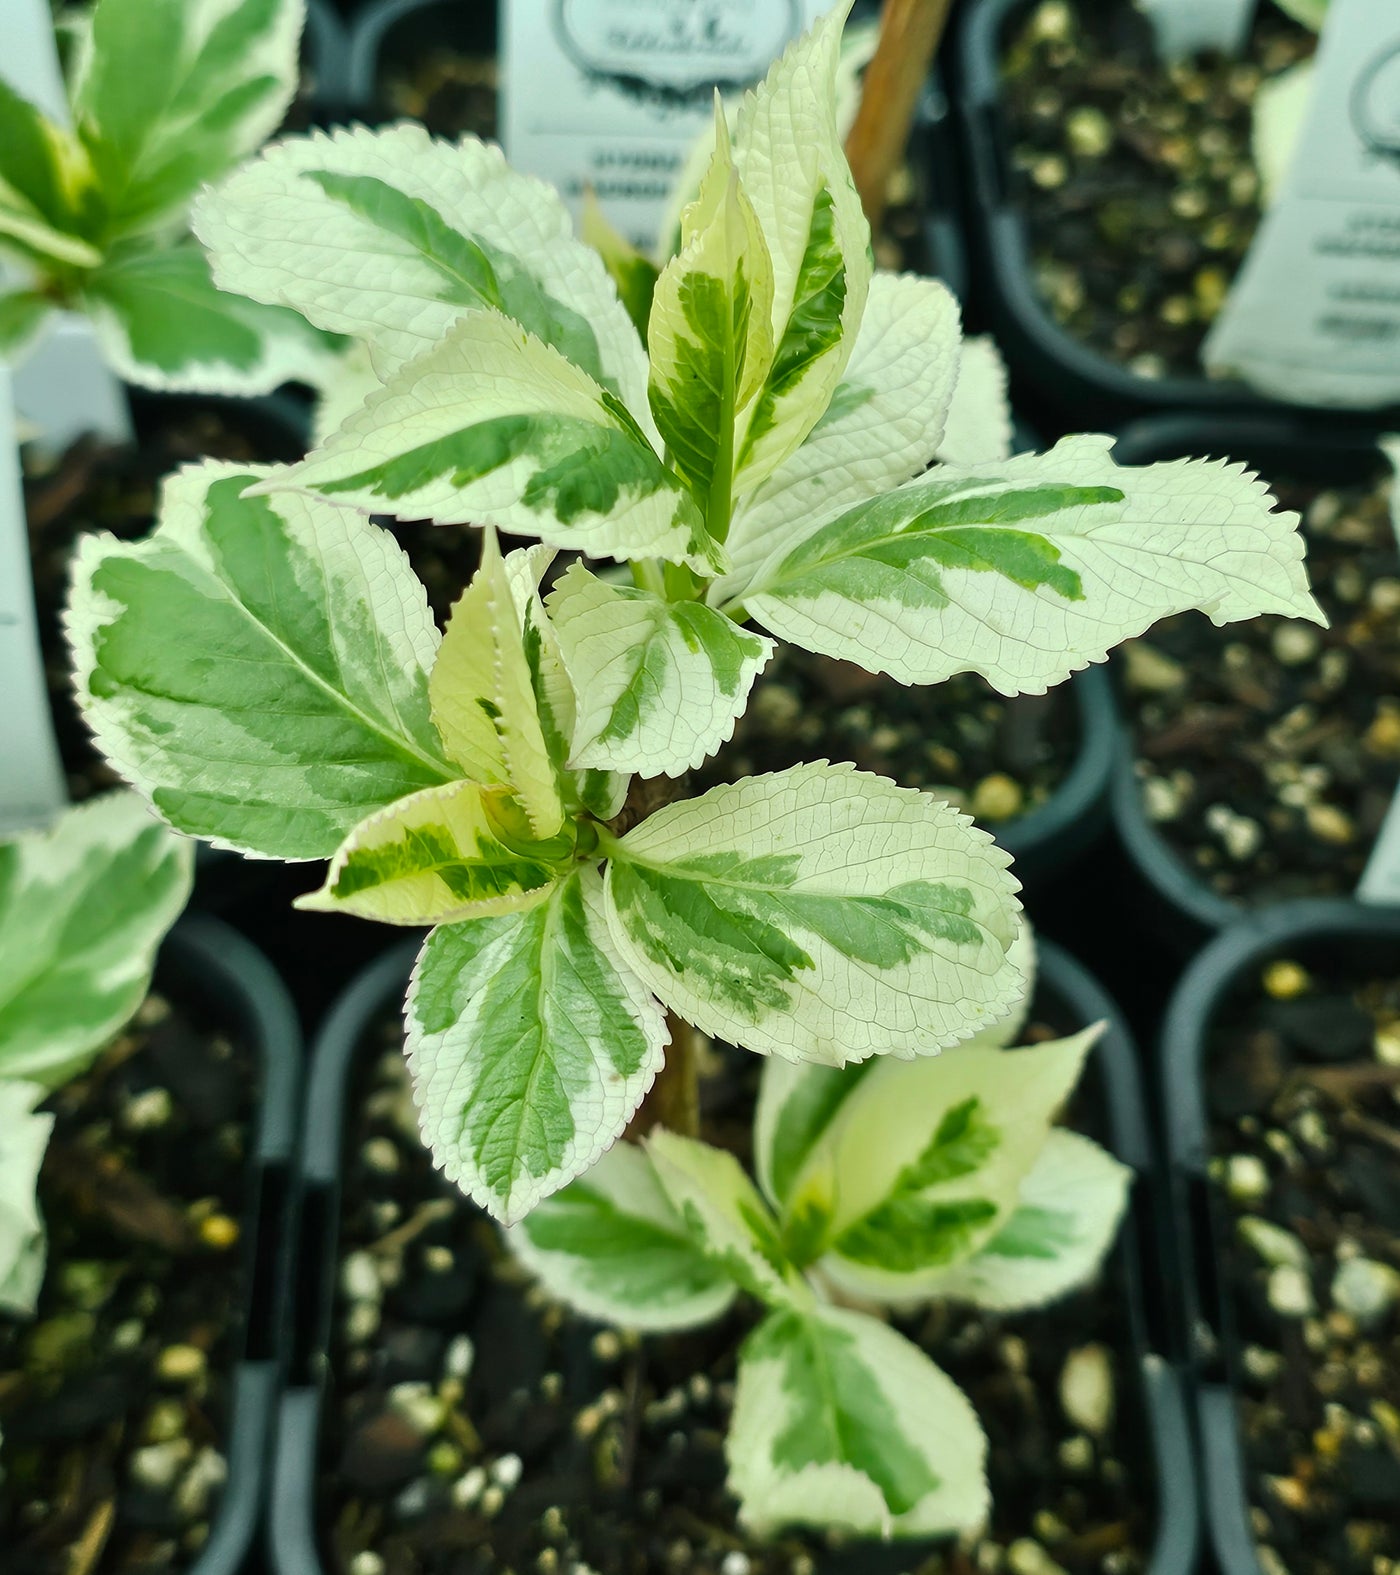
[844,0,955,234]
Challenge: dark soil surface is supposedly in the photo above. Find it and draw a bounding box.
[0,991,257,1573]
[1120,467,1400,903]
[1001,0,1314,378]
[316,1001,1149,1575]
[1206,951,1400,1575]
[695,646,1080,835]
[24,407,303,803]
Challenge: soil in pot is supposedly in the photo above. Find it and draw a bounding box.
[1204,951,1400,1575]
[314,1003,1151,1575]
[1000,0,1314,380]
[1119,466,1400,904]
[692,645,1080,840]
[0,986,258,1573]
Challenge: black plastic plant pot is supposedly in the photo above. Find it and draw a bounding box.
[269,933,1196,1575]
[1159,900,1400,1575]
[344,0,969,299]
[0,914,302,1575]
[996,661,1116,887]
[954,0,1400,431]
[1107,415,1395,945]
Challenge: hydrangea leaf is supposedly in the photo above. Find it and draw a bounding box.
[730,4,872,495]
[82,242,343,395]
[546,563,773,778]
[580,192,657,345]
[263,309,720,573]
[406,867,667,1224]
[67,462,453,860]
[295,779,570,926]
[0,1083,53,1318]
[752,929,1038,1266]
[0,291,53,359]
[716,271,963,602]
[935,336,1014,467]
[733,435,1326,695]
[430,535,566,838]
[815,1028,1103,1305]
[509,1140,738,1330]
[728,1304,988,1538]
[602,763,1022,1065]
[917,1130,1132,1312]
[193,122,651,421]
[73,0,302,236]
[646,1129,807,1308]
[0,793,192,1089]
[0,78,103,261]
[648,111,774,531]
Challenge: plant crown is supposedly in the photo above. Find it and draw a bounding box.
[0,791,191,1320]
[0,0,341,392]
[511,935,1132,1538]
[68,4,1321,1227]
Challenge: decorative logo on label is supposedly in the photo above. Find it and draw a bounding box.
[1352,38,1400,164]
[552,0,804,104]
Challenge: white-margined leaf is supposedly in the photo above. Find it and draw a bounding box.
[648,111,773,532]
[728,1304,988,1538]
[580,192,658,344]
[405,867,667,1224]
[917,1130,1132,1312]
[547,563,773,778]
[509,1140,738,1330]
[815,1028,1103,1304]
[646,1129,807,1308]
[935,336,1014,467]
[311,341,381,448]
[430,535,566,838]
[716,271,962,603]
[0,78,103,266]
[67,462,454,860]
[730,4,872,494]
[0,793,191,1089]
[263,309,720,573]
[193,122,651,421]
[752,927,1039,1266]
[0,1083,53,1317]
[73,0,302,236]
[296,779,570,926]
[733,435,1325,695]
[83,242,343,394]
[603,763,1022,1065]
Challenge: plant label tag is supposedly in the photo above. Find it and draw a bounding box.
[0,368,67,833]
[1135,0,1254,62]
[1359,787,1400,906]
[1203,0,1400,408]
[502,0,836,252]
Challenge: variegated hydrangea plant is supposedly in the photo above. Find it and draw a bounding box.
[68,1,1319,1246]
[512,933,1131,1537]
[0,791,191,1318]
[0,0,340,391]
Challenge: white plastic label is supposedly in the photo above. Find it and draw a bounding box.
[1135,0,1254,62]
[0,368,67,833]
[502,0,836,252]
[1203,0,1400,409]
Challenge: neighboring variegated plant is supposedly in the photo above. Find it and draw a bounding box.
[70,5,1321,1226]
[0,0,340,391]
[512,935,1132,1538]
[0,791,192,1317]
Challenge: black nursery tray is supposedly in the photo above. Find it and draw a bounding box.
[269,935,1196,1575]
[1107,416,1399,942]
[0,916,301,1575]
[1161,901,1400,1575]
